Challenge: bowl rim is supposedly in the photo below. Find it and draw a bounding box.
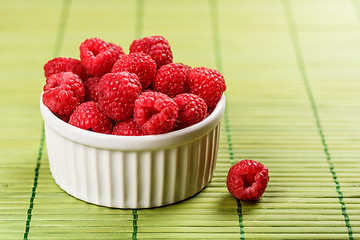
[40,93,226,151]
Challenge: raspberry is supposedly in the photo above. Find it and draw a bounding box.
[43,72,85,121]
[226,160,269,201]
[80,38,122,76]
[111,52,156,89]
[187,67,226,112]
[84,76,101,102]
[129,35,173,68]
[153,63,190,98]
[134,91,178,135]
[98,72,142,121]
[112,119,144,136]
[44,57,87,80]
[173,93,208,129]
[68,101,113,134]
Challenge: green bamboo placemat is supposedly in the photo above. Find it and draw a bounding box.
[1,0,360,239]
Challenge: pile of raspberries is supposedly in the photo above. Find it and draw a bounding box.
[42,36,226,136]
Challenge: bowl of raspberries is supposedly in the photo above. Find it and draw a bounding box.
[40,36,226,209]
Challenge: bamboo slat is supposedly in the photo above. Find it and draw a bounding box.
[0,0,359,239]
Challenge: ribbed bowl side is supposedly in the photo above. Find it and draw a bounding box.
[44,122,221,209]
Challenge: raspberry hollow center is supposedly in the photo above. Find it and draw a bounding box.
[91,48,100,57]
[144,107,160,121]
[242,173,256,188]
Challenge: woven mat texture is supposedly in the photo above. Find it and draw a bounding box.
[1,0,360,239]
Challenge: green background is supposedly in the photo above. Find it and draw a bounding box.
[1,0,359,239]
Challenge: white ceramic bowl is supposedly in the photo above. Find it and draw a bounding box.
[40,94,225,209]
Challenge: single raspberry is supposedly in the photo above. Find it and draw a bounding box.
[111,52,156,89]
[69,101,113,134]
[227,160,269,201]
[153,63,190,98]
[187,67,226,112]
[43,72,85,121]
[44,72,85,100]
[173,93,208,129]
[44,57,87,80]
[98,72,142,121]
[84,76,101,102]
[134,91,178,135]
[112,119,144,136]
[80,38,122,76]
[129,35,173,68]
